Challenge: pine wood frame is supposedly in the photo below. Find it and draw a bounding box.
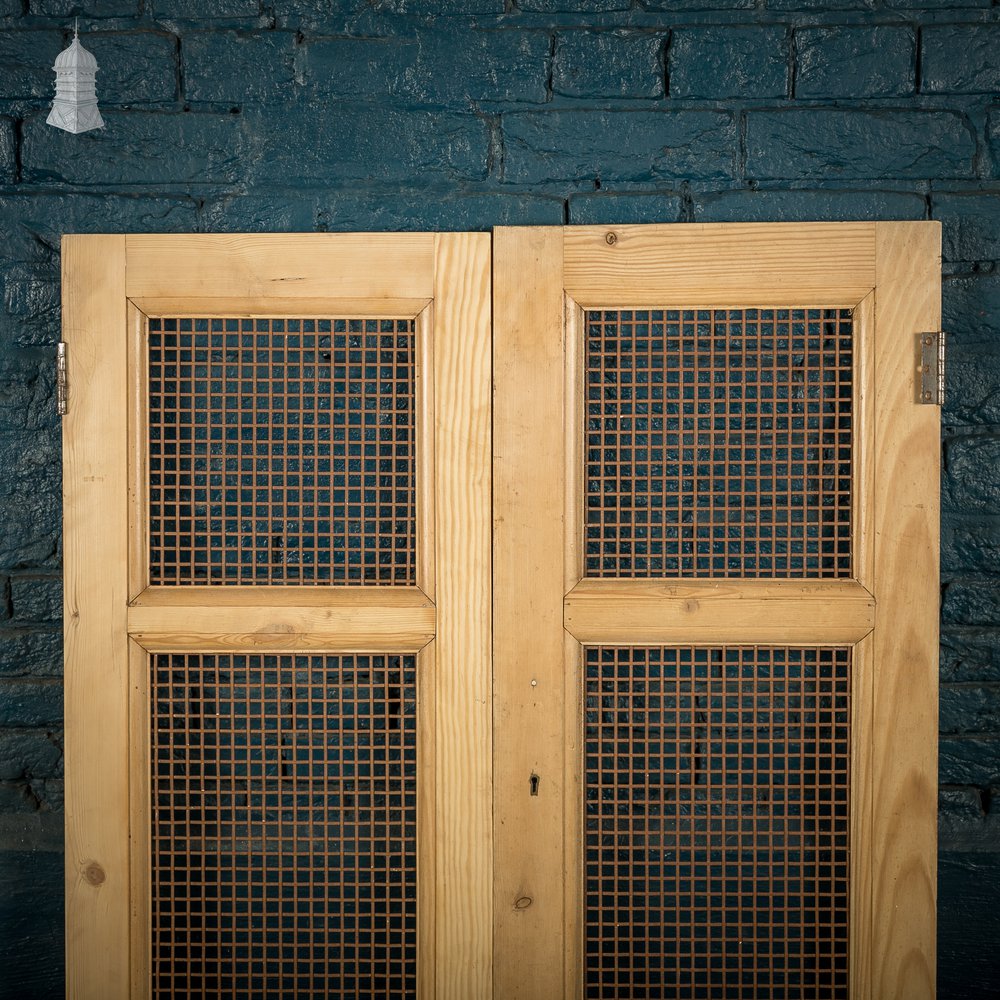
[63,233,492,1000]
[64,222,940,1000]
[492,222,941,1000]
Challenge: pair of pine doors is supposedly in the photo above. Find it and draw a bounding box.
[63,224,940,1000]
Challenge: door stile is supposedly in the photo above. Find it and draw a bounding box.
[431,232,493,1000]
[63,234,131,999]
[492,227,568,1000]
[870,222,941,1000]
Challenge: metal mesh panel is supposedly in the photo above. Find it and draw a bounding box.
[585,309,853,577]
[150,653,417,999]
[148,317,416,585]
[584,646,851,999]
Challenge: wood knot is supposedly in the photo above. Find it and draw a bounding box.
[683,599,700,612]
[514,896,533,910]
[82,862,106,886]
[605,231,618,246]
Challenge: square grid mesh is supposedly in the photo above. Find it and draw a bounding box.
[585,309,853,577]
[585,646,851,999]
[150,653,417,999]
[148,317,416,585]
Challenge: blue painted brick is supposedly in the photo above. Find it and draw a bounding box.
[0,631,60,679]
[503,111,736,184]
[987,106,1000,168]
[922,25,1000,94]
[184,31,297,104]
[795,26,915,99]
[0,850,63,999]
[935,193,1000,265]
[246,107,489,184]
[518,0,631,11]
[643,0,754,9]
[553,30,664,100]
[944,275,1000,351]
[945,350,1000,426]
[0,352,55,433]
[29,0,139,14]
[693,188,925,223]
[0,730,61,782]
[0,31,63,101]
[153,0,260,18]
[314,191,565,232]
[942,632,1000,683]
[0,430,60,569]
[940,738,1000,786]
[0,118,13,187]
[746,110,976,180]
[669,27,787,99]
[200,192,320,232]
[0,681,62,727]
[10,578,60,624]
[0,195,197,265]
[0,0,21,15]
[568,192,684,225]
[939,677,1000,731]
[765,0,876,8]
[22,109,250,186]
[303,30,549,105]
[886,0,988,7]
[943,515,1000,574]
[84,32,177,105]
[944,434,1000,514]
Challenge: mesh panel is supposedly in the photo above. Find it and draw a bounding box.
[584,646,851,1000]
[150,653,417,999]
[148,317,416,585]
[585,309,853,578]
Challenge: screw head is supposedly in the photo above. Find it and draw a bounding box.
[605,231,618,246]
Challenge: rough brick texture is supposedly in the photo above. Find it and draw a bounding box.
[794,26,915,99]
[0,1,997,996]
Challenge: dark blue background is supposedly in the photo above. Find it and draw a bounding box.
[0,1,997,996]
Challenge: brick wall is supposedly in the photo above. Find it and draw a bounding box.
[0,1,997,996]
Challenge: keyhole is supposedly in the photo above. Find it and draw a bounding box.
[529,773,540,796]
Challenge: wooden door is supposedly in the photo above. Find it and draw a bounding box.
[493,223,941,1000]
[62,234,491,999]
[64,223,941,1000]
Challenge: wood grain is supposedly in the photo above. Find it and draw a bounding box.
[127,640,151,1000]
[564,579,875,645]
[432,232,493,1000]
[127,295,431,318]
[63,234,131,999]
[125,234,435,299]
[870,221,941,1000]
[492,227,567,1000]
[563,222,876,308]
[854,291,877,592]
[126,588,436,652]
[850,632,875,1000]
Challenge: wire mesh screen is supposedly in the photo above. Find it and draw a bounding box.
[150,653,417,999]
[585,309,853,577]
[584,646,851,1000]
[148,317,416,585]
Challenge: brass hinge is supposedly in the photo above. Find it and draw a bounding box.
[917,332,945,406]
[56,342,68,416]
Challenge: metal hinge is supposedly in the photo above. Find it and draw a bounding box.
[56,342,68,416]
[917,331,946,406]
